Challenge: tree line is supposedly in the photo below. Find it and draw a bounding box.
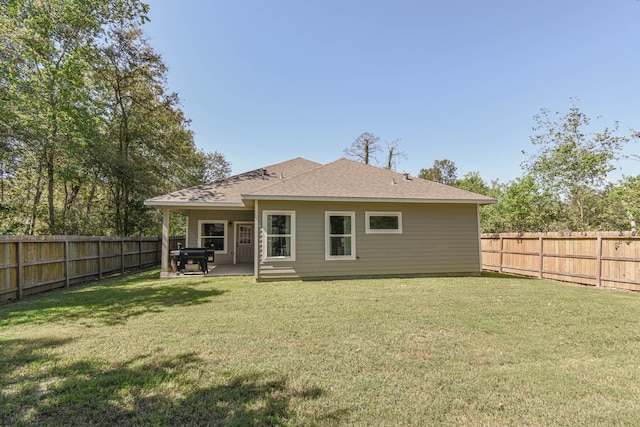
[0,0,230,236]
[2,2,637,237]
[345,105,639,234]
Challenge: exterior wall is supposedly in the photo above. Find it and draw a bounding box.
[186,209,254,265]
[256,201,481,281]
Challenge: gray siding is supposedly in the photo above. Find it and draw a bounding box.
[257,201,481,281]
[187,209,253,265]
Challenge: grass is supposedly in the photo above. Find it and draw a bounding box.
[1,270,639,426]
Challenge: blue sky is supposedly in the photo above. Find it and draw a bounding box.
[143,0,640,183]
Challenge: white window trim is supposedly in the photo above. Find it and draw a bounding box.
[365,211,403,234]
[262,210,296,261]
[198,220,228,254]
[325,211,356,261]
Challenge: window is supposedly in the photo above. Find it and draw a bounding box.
[199,220,228,253]
[365,212,402,234]
[263,211,295,260]
[325,211,356,260]
[238,225,252,245]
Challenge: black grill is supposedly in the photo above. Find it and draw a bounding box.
[170,246,213,274]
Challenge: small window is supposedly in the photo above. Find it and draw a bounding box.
[238,225,252,245]
[325,211,356,260]
[199,220,228,253]
[263,211,295,260]
[365,212,402,234]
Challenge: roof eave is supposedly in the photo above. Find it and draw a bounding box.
[144,200,248,208]
[241,195,497,205]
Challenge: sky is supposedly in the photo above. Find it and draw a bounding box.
[142,0,640,183]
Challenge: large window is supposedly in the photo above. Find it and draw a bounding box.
[365,212,402,234]
[263,211,295,260]
[198,220,228,253]
[325,211,356,260]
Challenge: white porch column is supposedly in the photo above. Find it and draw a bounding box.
[161,208,170,275]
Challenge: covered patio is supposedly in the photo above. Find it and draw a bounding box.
[146,158,322,281]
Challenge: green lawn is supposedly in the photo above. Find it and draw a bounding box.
[1,270,639,426]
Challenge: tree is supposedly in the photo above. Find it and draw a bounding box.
[0,2,230,236]
[455,171,506,234]
[601,175,640,234]
[0,0,149,234]
[384,139,407,171]
[498,175,563,233]
[92,23,231,236]
[456,171,489,195]
[198,151,232,183]
[522,103,629,231]
[419,159,458,185]
[344,132,381,165]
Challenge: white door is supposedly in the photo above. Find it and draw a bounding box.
[235,223,253,263]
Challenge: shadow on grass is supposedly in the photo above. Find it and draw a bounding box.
[0,269,226,327]
[0,337,75,385]
[0,337,343,426]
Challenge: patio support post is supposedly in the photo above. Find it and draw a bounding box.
[161,208,170,275]
[254,200,259,280]
[476,204,482,273]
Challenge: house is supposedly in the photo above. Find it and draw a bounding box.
[144,157,496,281]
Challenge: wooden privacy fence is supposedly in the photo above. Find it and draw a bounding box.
[481,232,640,291]
[0,236,185,303]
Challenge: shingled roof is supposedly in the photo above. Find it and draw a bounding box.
[144,157,496,208]
[244,158,496,204]
[144,157,321,207]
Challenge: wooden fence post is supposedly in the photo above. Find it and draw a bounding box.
[499,236,504,273]
[64,239,70,288]
[120,239,125,274]
[539,236,544,279]
[596,236,602,287]
[98,239,103,280]
[16,241,23,300]
[2,241,8,294]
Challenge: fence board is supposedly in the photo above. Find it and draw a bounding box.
[482,233,640,291]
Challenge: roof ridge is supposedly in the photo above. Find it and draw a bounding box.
[200,157,318,186]
[243,157,423,197]
[244,158,328,195]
